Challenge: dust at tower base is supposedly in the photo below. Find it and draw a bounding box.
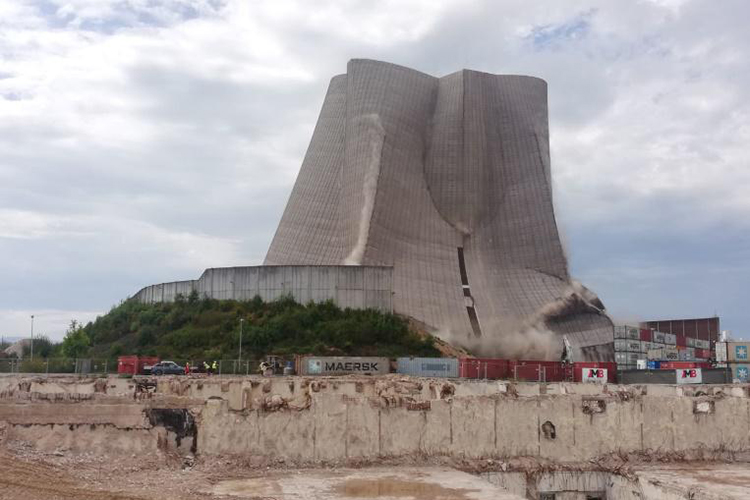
[265,59,613,362]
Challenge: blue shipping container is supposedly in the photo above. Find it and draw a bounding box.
[647,360,661,370]
[397,357,459,378]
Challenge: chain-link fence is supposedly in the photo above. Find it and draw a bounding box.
[0,356,271,377]
[0,358,118,376]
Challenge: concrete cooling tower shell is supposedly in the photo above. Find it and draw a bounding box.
[265,59,613,361]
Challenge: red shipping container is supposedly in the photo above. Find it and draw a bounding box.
[675,334,687,347]
[573,362,617,383]
[639,329,651,341]
[660,361,711,370]
[459,359,509,379]
[117,355,139,376]
[509,360,566,382]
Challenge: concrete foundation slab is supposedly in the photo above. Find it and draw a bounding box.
[208,467,525,499]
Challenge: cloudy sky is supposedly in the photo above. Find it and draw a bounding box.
[1,0,748,341]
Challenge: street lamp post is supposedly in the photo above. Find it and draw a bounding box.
[238,318,244,365]
[30,315,34,361]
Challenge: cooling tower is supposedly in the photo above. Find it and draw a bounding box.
[265,59,613,361]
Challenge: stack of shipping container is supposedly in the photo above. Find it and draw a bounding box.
[716,342,750,382]
[613,325,645,370]
[614,324,714,370]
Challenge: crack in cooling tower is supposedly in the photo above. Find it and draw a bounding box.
[344,114,385,265]
[458,247,483,337]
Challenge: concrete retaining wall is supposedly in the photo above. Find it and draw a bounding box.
[188,377,750,462]
[2,376,750,465]
[132,265,393,312]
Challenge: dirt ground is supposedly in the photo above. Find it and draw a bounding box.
[3,435,750,500]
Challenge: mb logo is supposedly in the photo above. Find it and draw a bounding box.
[681,369,698,379]
[587,369,605,378]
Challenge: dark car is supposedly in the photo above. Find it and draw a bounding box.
[150,360,184,375]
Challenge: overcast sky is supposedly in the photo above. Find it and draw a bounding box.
[1,0,748,341]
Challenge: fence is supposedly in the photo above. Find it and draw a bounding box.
[0,357,266,377]
[0,358,116,376]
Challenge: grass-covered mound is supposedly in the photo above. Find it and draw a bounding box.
[85,292,440,361]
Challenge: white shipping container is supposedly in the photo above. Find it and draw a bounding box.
[397,357,459,378]
[648,347,679,361]
[627,327,640,340]
[299,356,391,376]
[716,342,728,363]
[663,333,677,345]
[614,340,629,352]
[652,331,665,343]
[687,337,696,347]
[614,326,628,339]
[614,340,641,352]
[678,348,695,361]
[676,368,702,384]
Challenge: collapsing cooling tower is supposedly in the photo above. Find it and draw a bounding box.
[265,59,613,361]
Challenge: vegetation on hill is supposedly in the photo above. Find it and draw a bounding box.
[72,292,440,361]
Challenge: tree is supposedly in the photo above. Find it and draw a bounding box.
[61,320,91,358]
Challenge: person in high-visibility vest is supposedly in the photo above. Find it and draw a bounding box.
[212,360,218,375]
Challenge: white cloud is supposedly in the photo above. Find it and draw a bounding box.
[1,0,749,337]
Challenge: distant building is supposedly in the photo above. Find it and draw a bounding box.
[640,317,720,345]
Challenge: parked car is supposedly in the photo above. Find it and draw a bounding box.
[150,360,185,376]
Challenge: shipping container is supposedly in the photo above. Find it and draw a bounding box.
[727,342,750,362]
[647,347,678,361]
[507,360,566,382]
[641,317,720,346]
[118,356,160,376]
[614,340,641,353]
[299,356,390,376]
[639,329,651,341]
[695,339,710,349]
[729,363,750,382]
[613,325,628,339]
[647,360,661,370]
[652,331,665,343]
[458,358,509,380]
[138,357,159,375]
[678,348,695,361]
[716,342,728,363]
[663,333,677,345]
[686,337,696,348]
[117,355,139,376]
[695,348,711,359]
[397,357,458,378]
[660,361,711,370]
[676,334,687,347]
[573,362,616,383]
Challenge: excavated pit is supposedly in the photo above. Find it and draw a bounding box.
[1,374,750,499]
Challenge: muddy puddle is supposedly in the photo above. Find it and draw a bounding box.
[336,477,471,498]
[208,468,503,499]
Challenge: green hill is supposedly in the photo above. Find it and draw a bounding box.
[83,292,440,361]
